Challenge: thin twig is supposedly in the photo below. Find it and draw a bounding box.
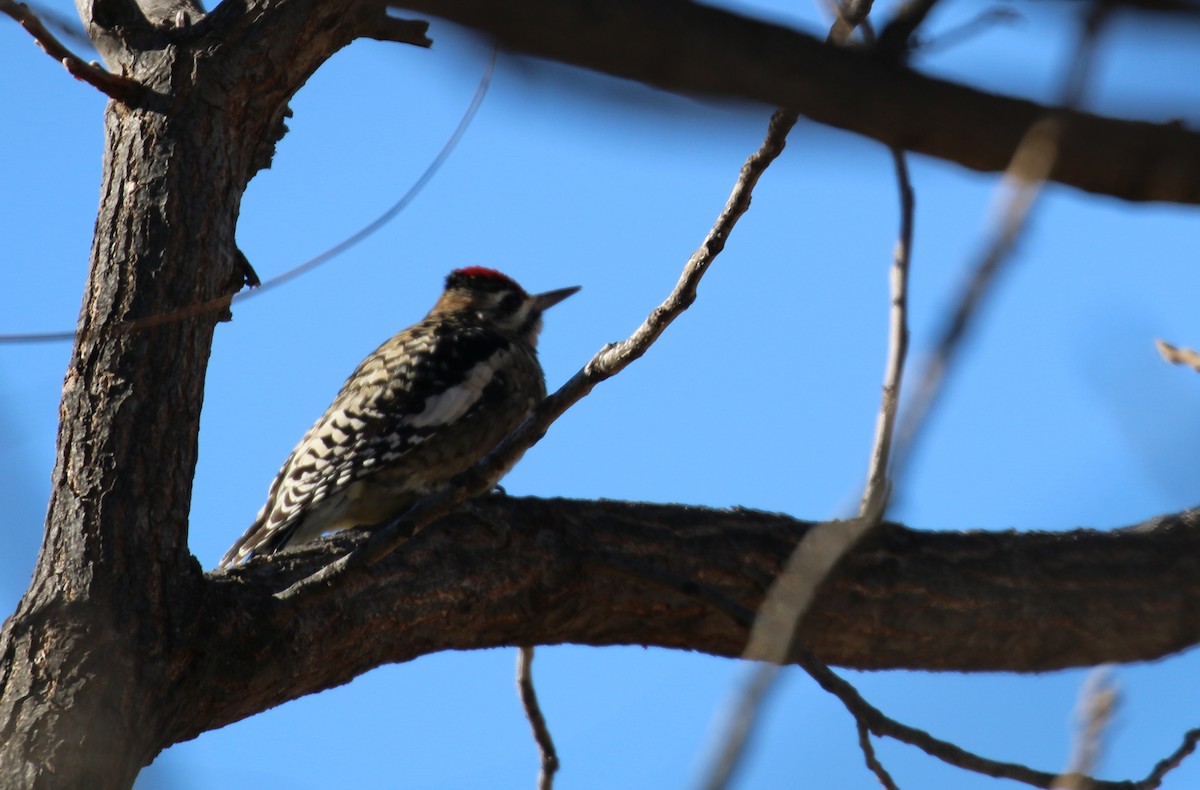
[0,0,148,103]
[699,663,782,790]
[797,652,1131,790]
[860,146,913,521]
[245,45,496,298]
[858,719,902,790]
[740,34,914,668]
[890,2,1110,485]
[703,7,915,789]
[0,45,498,346]
[1155,339,1200,372]
[277,106,798,600]
[517,647,559,790]
[731,145,912,760]
[712,7,1133,790]
[1137,727,1200,789]
[889,115,1056,479]
[22,0,93,49]
[1052,669,1119,789]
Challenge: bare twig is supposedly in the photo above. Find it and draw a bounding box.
[891,3,1110,484]
[740,43,914,669]
[796,652,1111,789]
[24,0,92,47]
[1053,669,1119,789]
[890,114,1057,478]
[860,147,913,521]
[277,107,797,600]
[699,663,782,790]
[858,719,902,790]
[1137,727,1200,789]
[702,8,916,789]
[729,147,913,790]
[517,647,559,790]
[1155,339,1200,372]
[800,11,1166,790]
[0,0,148,103]
[708,7,1147,790]
[734,0,913,657]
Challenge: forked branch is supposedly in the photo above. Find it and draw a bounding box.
[0,0,147,102]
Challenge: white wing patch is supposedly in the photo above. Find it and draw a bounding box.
[220,331,519,567]
[251,352,507,533]
[407,358,498,428]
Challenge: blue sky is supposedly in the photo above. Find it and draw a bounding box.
[3,0,1200,787]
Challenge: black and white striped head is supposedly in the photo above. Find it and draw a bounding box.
[434,267,579,345]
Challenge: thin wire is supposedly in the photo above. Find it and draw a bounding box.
[0,44,499,345]
[243,45,497,298]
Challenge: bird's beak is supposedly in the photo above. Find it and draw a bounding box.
[534,285,581,311]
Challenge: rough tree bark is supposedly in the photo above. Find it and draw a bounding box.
[1,0,1198,787]
[0,0,411,782]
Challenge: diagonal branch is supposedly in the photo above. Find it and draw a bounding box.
[1140,727,1200,789]
[1156,338,1200,372]
[857,720,902,790]
[392,0,1200,205]
[1055,670,1119,789]
[799,653,1115,790]
[0,0,148,103]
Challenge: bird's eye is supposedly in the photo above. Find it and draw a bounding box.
[499,292,522,314]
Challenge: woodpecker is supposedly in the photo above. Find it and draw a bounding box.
[218,267,579,568]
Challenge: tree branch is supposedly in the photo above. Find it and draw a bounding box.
[517,646,559,790]
[856,720,901,790]
[187,498,1200,743]
[392,0,1200,205]
[800,652,1109,789]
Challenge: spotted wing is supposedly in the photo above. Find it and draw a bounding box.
[218,321,514,567]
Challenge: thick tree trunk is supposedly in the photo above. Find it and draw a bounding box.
[0,0,360,781]
[0,71,238,790]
